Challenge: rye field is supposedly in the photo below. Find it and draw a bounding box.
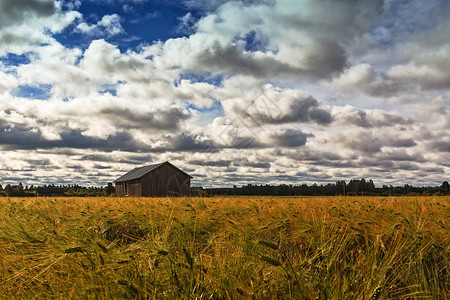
[0,196,448,299]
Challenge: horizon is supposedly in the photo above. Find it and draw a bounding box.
[1,175,448,189]
[0,0,449,187]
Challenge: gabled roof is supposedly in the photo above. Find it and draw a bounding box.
[114,161,192,183]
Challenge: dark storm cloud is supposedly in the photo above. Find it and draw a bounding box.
[0,122,147,152]
[338,133,383,154]
[337,132,418,155]
[337,109,414,128]
[0,0,56,29]
[297,39,349,79]
[387,138,416,148]
[421,167,445,174]
[66,164,86,170]
[81,154,153,164]
[196,42,300,78]
[81,154,119,162]
[343,110,372,128]
[393,161,420,171]
[25,158,52,166]
[168,133,214,151]
[228,136,262,149]
[235,96,333,125]
[234,159,270,169]
[282,97,333,124]
[357,150,426,169]
[284,149,348,162]
[189,160,231,167]
[271,129,308,147]
[149,127,309,155]
[150,133,217,152]
[93,164,112,170]
[430,140,450,152]
[358,158,395,168]
[189,158,269,169]
[196,40,347,80]
[310,160,358,168]
[378,150,424,162]
[55,130,145,152]
[227,129,310,150]
[99,107,190,131]
[36,148,80,156]
[0,122,51,150]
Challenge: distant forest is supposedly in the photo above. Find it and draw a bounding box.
[196,179,450,197]
[0,179,449,197]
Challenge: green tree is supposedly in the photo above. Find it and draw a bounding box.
[441,181,449,194]
[106,182,115,195]
[4,184,13,197]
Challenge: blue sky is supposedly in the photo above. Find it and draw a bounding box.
[57,0,197,51]
[0,0,449,187]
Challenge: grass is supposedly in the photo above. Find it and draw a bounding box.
[0,196,448,299]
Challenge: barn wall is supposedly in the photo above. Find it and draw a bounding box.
[165,164,191,196]
[126,179,141,196]
[115,182,125,197]
[141,166,165,196]
[140,163,191,196]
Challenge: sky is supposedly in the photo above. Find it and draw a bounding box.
[0,0,449,187]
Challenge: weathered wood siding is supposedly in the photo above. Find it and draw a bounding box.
[126,179,141,196]
[115,179,141,196]
[116,182,125,196]
[141,163,191,196]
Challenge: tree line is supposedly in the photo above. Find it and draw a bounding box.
[0,183,116,197]
[194,179,450,196]
[0,179,449,197]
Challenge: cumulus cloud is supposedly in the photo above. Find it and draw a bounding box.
[0,70,18,93]
[330,63,401,97]
[0,0,80,55]
[240,95,332,125]
[332,106,414,128]
[77,14,124,37]
[269,129,308,147]
[372,2,450,91]
[146,0,384,81]
[0,0,448,186]
[216,84,333,128]
[0,0,56,29]
[387,56,450,90]
[430,140,450,153]
[99,107,189,131]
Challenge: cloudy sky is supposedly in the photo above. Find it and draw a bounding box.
[0,0,449,187]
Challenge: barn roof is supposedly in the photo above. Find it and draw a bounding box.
[114,161,192,183]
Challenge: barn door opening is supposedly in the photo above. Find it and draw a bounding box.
[125,182,128,196]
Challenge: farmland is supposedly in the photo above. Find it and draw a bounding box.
[0,196,448,299]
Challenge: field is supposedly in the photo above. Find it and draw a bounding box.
[0,196,448,299]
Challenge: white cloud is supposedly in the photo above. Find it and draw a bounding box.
[0,70,18,94]
[0,0,449,186]
[0,1,80,56]
[329,63,401,97]
[77,14,124,37]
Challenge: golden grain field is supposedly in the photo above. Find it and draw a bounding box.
[0,196,448,299]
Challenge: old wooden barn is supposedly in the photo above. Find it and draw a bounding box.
[114,161,192,197]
